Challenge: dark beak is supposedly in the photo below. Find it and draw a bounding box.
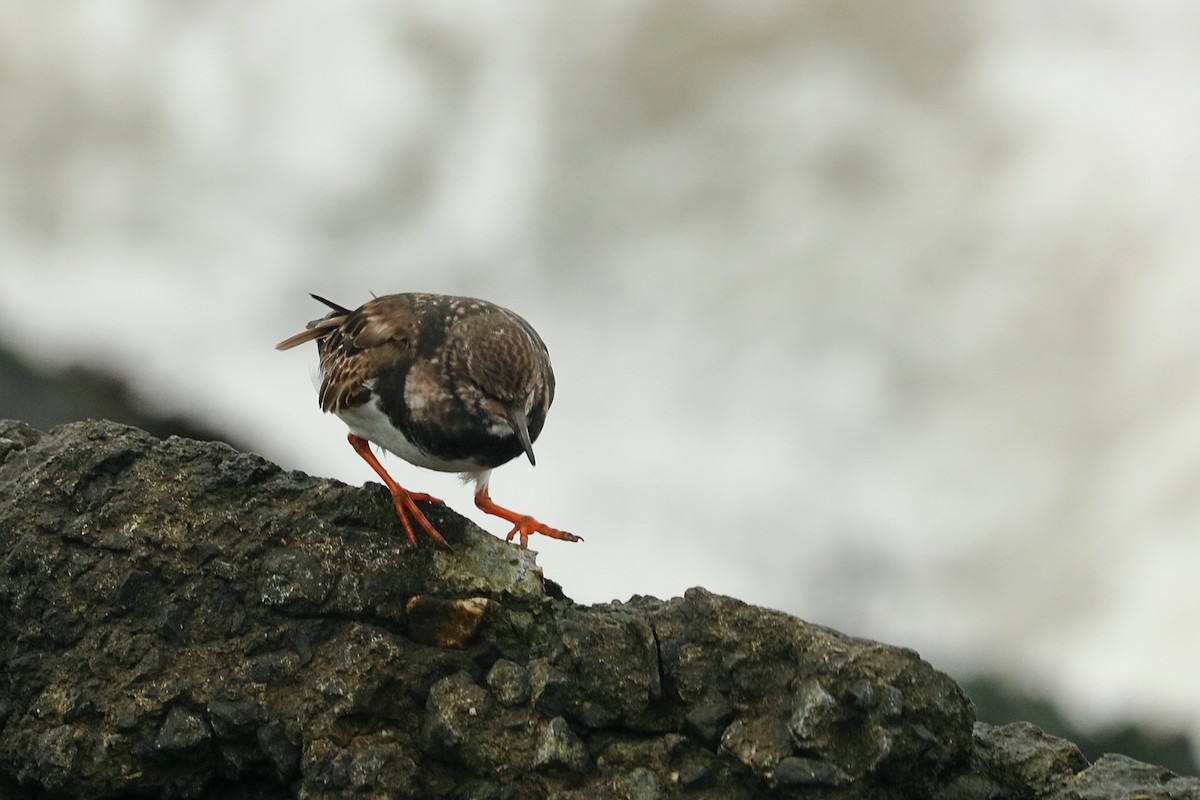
[509,410,537,466]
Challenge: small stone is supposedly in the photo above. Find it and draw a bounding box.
[300,739,350,791]
[878,684,904,720]
[677,760,715,789]
[684,694,735,748]
[206,699,261,740]
[155,706,210,752]
[845,680,874,711]
[424,684,464,755]
[720,717,793,776]
[405,595,490,648]
[486,658,531,706]
[423,672,490,764]
[346,744,415,790]
[788,679,838,752]
[614,767,661,800]
[257,719,300,781]
[774,756,850,787]
[534,716,588,773]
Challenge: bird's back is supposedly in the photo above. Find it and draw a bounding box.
[284,293,555,473]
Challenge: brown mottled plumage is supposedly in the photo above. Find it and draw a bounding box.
[276,292,580,549]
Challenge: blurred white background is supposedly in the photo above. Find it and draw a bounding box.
[3,0,1200,749]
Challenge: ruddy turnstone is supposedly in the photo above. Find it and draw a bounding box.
[276,293,581,550]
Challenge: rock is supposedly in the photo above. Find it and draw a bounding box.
[963,675,1200,776]
[486,658,532,707]
[0,419,1195,799]
[155,706,212,753]
[405,595,491,648]
[1053,752,1200,800]
[533,716,588,773]
[975,720,1089,791]
[528,605,663,730]
[935,723,1200,800]
[683,693,735,748]
[613,766,661,799]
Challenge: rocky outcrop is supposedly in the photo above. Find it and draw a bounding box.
[0,419,1196,799]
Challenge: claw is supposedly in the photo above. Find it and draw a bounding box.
[475,488,582,549]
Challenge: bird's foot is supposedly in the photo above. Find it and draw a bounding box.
[387,486,451,551]
[502,517,583,549]
[474,487,582,549]
[347,433,451,550]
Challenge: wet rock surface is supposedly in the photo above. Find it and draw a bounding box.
[0,419,1196,799]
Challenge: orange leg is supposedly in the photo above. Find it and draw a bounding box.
[474,486,582,549]
[347,434,450,550]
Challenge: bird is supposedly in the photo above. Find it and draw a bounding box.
[275,292,581,550]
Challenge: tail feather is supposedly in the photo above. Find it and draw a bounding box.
[275,325,329,351]
[310,293,351,315]
[275,295,351,350]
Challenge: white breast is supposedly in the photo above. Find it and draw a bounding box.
[336,399,486,475]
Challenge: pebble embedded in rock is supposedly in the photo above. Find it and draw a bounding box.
[614,766,661,800]
[788,678,839,753]
[720,716,794,776]
[684,694,735,747]
[676,759,715,790]
[155,706,210,752]
[206,699,261,740]
[486,658,531,707]
[774,755,850,787]
[405,595,490,648]
[533,716,588,773]
[256,719,301,781]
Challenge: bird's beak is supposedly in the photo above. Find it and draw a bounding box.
[509,410,537,466]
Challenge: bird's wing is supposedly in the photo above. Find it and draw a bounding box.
[317,296,418,414]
